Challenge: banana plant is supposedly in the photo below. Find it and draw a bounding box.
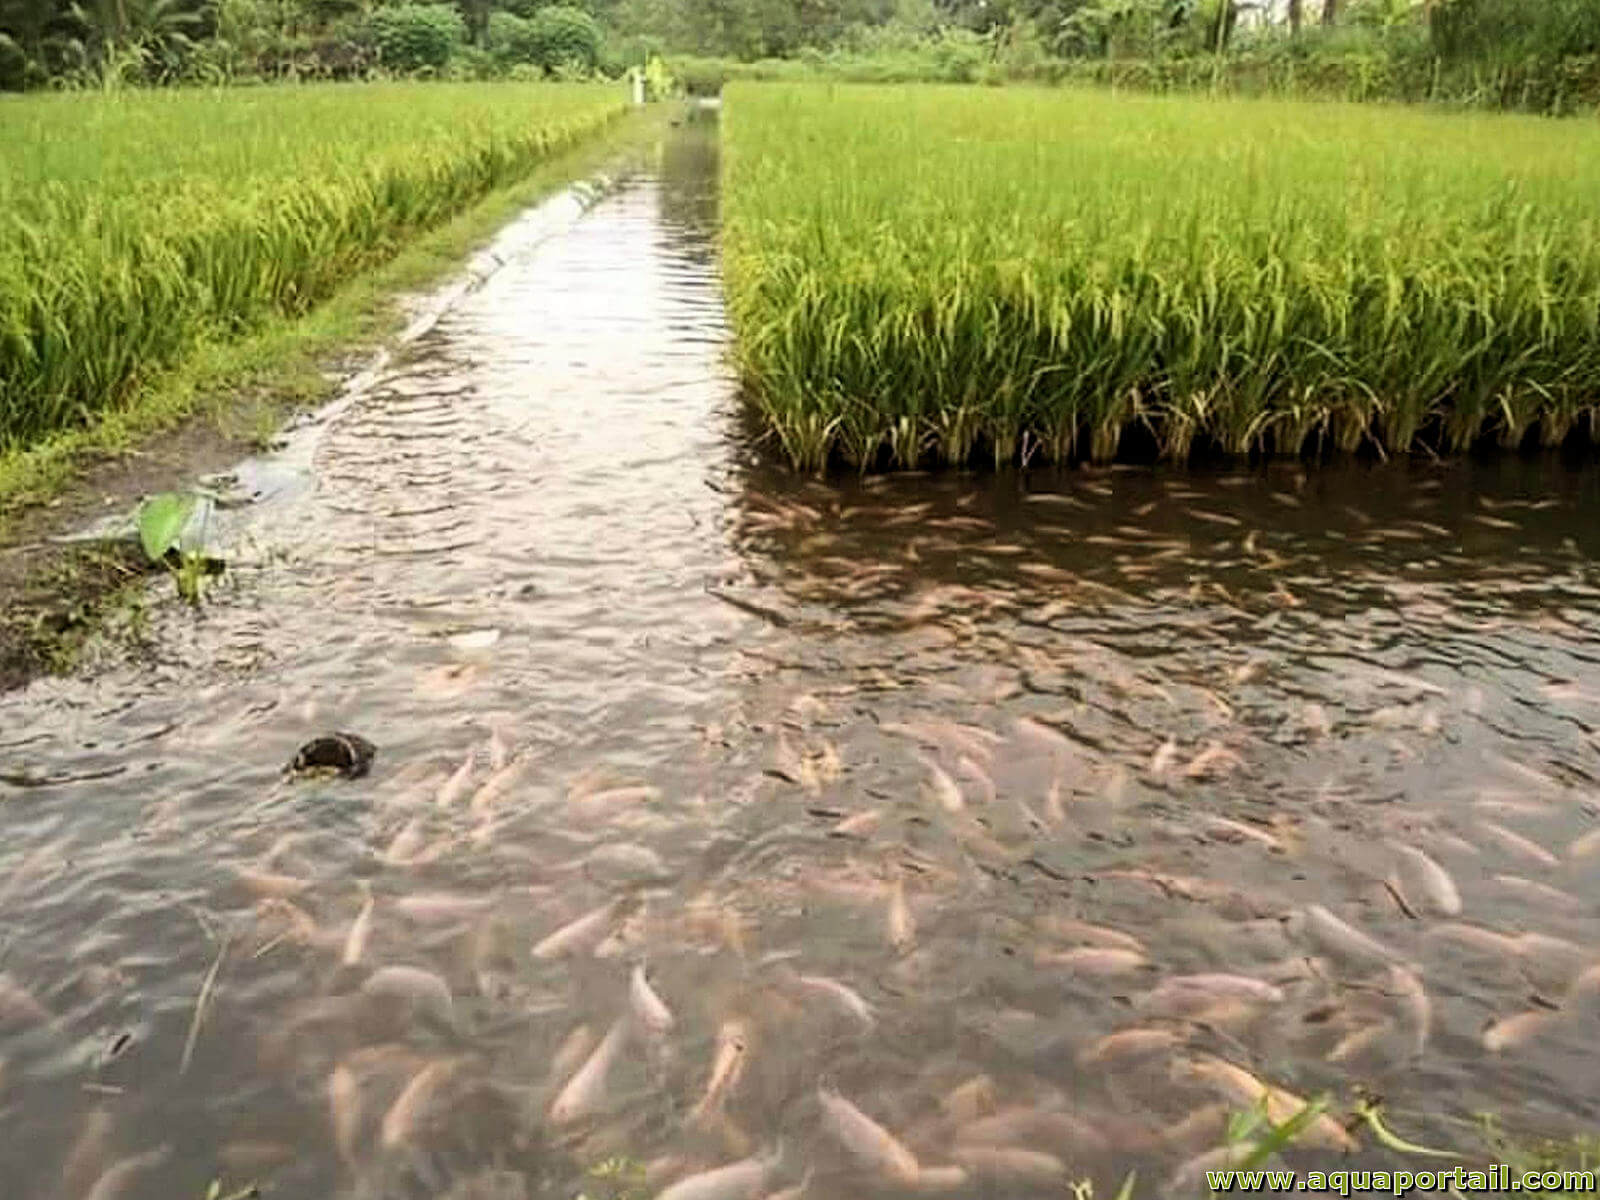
[69,0,201,83]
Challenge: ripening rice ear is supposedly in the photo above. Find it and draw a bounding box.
[4,88,626,450]
[720,84,1600,471]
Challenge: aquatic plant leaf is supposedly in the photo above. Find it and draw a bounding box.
[177,494,216,556]
[137,492,198,563]
[1358,1101,1458,1159]
[1236,1095,1330,1171]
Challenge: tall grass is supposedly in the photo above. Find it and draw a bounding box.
[720,83,1600,471]
[0,82,628,446]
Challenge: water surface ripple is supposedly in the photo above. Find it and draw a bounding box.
[4,117,1600,1199]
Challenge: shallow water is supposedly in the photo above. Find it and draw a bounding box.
[4,113,1600,1199]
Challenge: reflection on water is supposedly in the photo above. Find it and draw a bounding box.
[4,114,1600,1199]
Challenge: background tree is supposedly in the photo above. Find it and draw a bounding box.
[1209,0,1234,50]
[371,2,464,69]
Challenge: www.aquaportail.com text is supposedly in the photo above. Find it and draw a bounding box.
[1206,1166,1598,1195]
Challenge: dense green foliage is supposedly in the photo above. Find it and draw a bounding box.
[487,10,542,61]
[670,29,994,91]
[529,5,603,68]
[0,0,636,86]
[1059,46,1600,115]
[7,0,1600,112]
[0,83,627,444]
[722,84,1600,471]
[671,26,1600,115]
[1431,0,1600,63]
[371,3,466,70]
[485,6,600,70]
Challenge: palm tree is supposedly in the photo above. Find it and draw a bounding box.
[72,0,201,57]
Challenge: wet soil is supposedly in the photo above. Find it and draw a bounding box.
[0,392,297,690]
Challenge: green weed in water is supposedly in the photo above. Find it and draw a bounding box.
[1476,1114,1600,1199]
[577,1155,649,1200]
[136,489,217,606]
[135,490,197,563]
[1222,1092,1335,1179]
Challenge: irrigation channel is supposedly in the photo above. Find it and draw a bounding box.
[6,108,1600,1200]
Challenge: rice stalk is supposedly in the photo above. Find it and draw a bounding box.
[0,82,629,446]
[720,83,1600,471]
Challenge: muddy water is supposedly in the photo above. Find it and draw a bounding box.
[5,113,1600,1199]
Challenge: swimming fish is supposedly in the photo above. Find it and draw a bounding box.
[630,964,675,1035]
[1035,916,1144,953]
[1483,1010,1563,1053]
[1148,739,1179,778]
[343,887,375,966]
[361,965,454,1027]
[84,1146,173,1200]
[1293,905,1403,967]
[381,1058,464,1148]
[533,898,628,959]
[1137,974,1285,1017]
[791,973,875,1028]
[655,1150,780,1200]
[887,876,916,954]
[1476,822,1559,869]
[0,973,50,1029]
[1077,1027,1186,1067]
[919,759,965,813]
[436,752,475,808]
[950,1146,1067,1186]
[817,1087,921,1185]
[1035,946,1150,976]
[1388,965,1432,1055]
[1389,843,1461,916]
[549,1018,630,1125]
[688,1019,751,1125]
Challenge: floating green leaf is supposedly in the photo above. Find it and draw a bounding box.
[137,492,199,563]
[1232,1094,1333,1173]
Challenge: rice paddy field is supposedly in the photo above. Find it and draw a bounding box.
[0,83,629,447]
[721,83,1600,471]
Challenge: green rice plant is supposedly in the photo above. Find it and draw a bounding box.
[0,82,629,447]
[720,83,1600,470]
